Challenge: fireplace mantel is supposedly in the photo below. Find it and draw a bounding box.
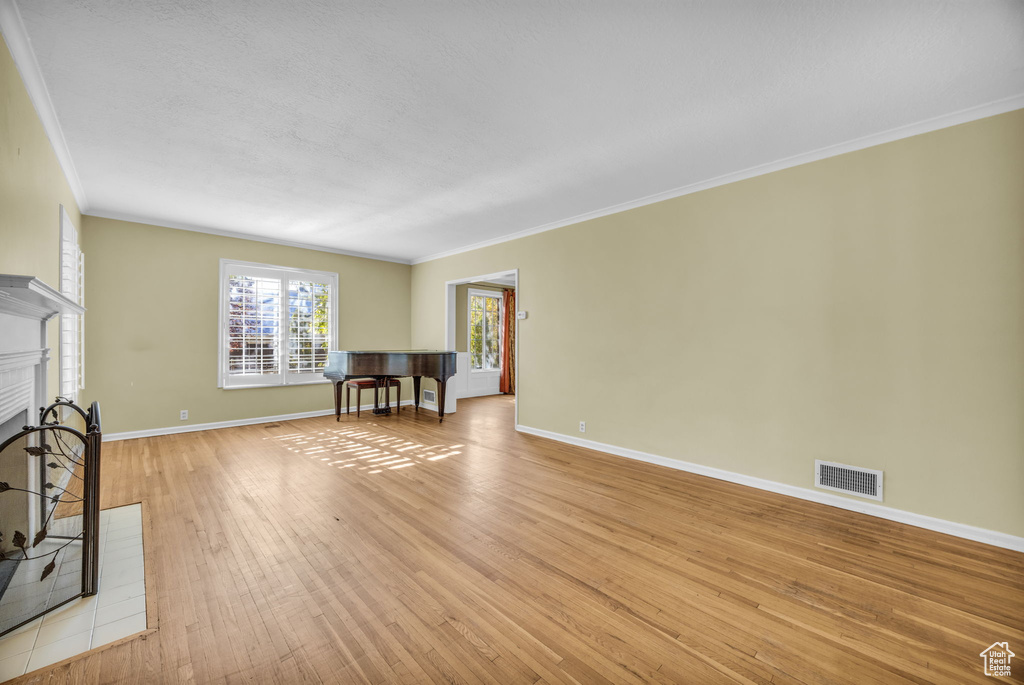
[0,274,81,547]
[0,274,83,426]
[0,275,84,321]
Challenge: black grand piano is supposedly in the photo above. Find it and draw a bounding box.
[323,350,457,422]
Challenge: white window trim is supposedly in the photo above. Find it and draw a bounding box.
[59,205,84,401]
[467,288,503,373]
[218,259,338,389]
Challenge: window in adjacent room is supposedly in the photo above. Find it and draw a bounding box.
[218,260,337,388]
[59,206,84,401]
[468,289,502,371]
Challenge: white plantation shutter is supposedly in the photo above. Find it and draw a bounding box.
[78,251,85,389]
[59,207,84,400]
[219,260,337,388]
[225,272,282,385]
[288,280,331,373]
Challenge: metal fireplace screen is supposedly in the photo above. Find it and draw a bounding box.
[0,399,101,637]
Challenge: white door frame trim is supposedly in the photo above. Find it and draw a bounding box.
[443,269,519,426]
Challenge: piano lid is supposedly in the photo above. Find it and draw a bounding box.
[324,349,457,380]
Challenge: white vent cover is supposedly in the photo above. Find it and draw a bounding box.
[815,460,883,501]
[423,389,437,404]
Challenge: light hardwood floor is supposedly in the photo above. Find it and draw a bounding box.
[13,395,1023,684]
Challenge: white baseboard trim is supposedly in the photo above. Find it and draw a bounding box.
[515,424,1024,553]
[105,400,417,442]
[456,390,504,400]
[418,400,463,415]
[403,399,470,418]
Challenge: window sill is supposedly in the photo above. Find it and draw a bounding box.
[220,379,331,390]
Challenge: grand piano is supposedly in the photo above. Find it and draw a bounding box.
[323,350,457,422]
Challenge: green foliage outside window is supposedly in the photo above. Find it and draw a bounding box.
[470,293,501,370]
[289,281,330,372]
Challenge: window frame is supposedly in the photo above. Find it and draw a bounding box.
[218,259,338,390]
[467,288,503,373]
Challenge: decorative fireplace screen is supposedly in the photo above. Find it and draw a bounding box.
[0,398,102,637]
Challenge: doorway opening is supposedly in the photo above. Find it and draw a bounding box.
[444,269,518,426]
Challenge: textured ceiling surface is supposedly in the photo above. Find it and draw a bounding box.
[13,0,1024,262]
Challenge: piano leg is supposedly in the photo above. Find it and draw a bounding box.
[434,377,446,423]
[413,377,421,412]
[333,380,342,422]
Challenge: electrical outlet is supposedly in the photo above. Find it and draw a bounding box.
[579,421,586,433]
[180,409,188,421]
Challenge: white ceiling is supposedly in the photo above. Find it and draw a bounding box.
[7,1,1024,263]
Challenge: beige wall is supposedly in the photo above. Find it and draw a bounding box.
[82,217,411,434]
[0,35,82,401]
[412,109,1024,537]
[454,282,507,352]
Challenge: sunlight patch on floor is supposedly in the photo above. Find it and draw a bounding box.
[268,426,464,475]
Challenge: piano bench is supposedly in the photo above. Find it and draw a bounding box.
[344,378,401,418]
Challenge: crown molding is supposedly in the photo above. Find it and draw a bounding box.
[0,0,89,210]
[85,209,412,264]
[411,94,1024,265]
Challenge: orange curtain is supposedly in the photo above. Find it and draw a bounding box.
[499,289,515,394]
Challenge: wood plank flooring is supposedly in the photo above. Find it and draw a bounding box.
[12,395,1023,683]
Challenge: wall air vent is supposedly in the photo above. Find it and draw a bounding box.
[423,389,437,404]
[815,460,883,501]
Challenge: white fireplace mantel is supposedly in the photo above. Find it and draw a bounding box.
[0,275,84,321]
[0,274,84,425]
[0,275,83,540]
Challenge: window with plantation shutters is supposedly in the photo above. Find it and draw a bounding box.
[219,260,337,389]
[59,206,84,401]
[288,280,331,373]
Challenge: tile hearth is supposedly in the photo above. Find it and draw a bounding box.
[0,504,146,679]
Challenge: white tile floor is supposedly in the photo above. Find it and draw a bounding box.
[0,504,147,680]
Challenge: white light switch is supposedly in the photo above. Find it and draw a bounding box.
[517,310,527,320]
